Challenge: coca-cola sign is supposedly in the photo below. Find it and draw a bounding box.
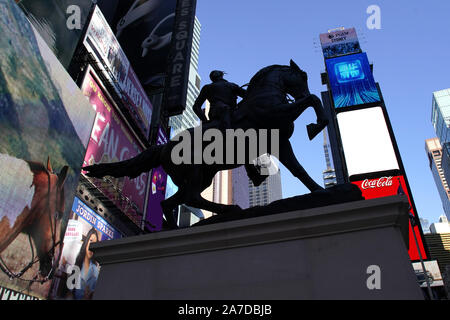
[361,176,393,189]
[352,175,428,262]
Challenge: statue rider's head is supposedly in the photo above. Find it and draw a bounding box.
[209,70,225,82]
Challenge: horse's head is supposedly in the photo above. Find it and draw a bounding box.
[27,157,69,278]
[246,60,310,102]
[283,59,311,101]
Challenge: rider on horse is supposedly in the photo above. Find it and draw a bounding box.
[193,70,267,186]
[193,70,247,129]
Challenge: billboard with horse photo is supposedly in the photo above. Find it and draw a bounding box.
[0,0,95,299]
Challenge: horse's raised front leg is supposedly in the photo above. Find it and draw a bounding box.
[278,139,324,192]
[277,95,328,140]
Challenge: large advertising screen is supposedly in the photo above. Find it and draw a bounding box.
[101,0,197,116]
[0,0,96,299]
[337,107,400,177]
[320,27,361,59]
[105,0,177,89]
[326,52,381,108]
[48,197,121,300]
[144,127,168,231]
[80,68,149,226]
[83,5,153,137]
[352,176,428,261]
[17,0,94,69]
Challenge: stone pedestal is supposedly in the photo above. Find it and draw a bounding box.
[91,195,423,300]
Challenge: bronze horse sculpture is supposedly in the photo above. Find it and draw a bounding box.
[0,156,68,281]
[83,60,329,229]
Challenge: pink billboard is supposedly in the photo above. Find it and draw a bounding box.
[83,5,153,137]
[81,69,149,225]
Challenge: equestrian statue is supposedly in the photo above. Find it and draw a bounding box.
[83,60,329,229]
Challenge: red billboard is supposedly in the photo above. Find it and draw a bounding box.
[80,68,149,226]
[352,176,428,261]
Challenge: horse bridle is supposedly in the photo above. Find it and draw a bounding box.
[0,169,62,284]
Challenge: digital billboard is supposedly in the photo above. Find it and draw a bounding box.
[80,68,149,226]
[352,176,428,261]
[337,107,400,178]
[320,27,361,59]
[49,197,122,300]
[102,0,198,116]
[0,0,96,299]
[83,5,153,137]
[326,52,381,108]
[145,127,168,231]
[17,0,95,69]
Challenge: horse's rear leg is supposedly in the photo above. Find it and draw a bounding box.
[185,170,241,215]
[160,188,186,229]
[279,139,323,192]
[186,194,241,215]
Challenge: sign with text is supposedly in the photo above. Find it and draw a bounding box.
[320,27,361,59]
[352,175,428,261]
[83,5,152,137]
[81,69,149,224]
[163,0,197,116]
[51,196,121,300]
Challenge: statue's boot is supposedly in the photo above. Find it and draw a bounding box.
[307,119,329,140]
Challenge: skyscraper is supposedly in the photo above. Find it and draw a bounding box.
[322,130,337,188]
[432,89,450,185]
[425,138,450,219]
[248,155,282,207]
[169,17,201,136]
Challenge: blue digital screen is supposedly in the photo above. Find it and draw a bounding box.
[326,53,381,108]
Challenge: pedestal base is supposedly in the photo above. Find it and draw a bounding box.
[91,195,423,300]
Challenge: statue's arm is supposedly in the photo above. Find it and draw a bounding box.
[192,86,208,122]
[233,83,247,98]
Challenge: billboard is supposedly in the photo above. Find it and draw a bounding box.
[17,0,94,69]
[83,5,153,137]
[352,176,428,261]
[336,107,400,178]
[320,27,361,59]
[49,197,122,300]
[80,68,149,226]
[103,0,197,116]
[0,0,96,299]
[326,52,381,108]
[145,127,168,231]
[0,285,40,300]
[163,0,198,116]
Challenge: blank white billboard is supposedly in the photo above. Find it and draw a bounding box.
[337,107,399,177]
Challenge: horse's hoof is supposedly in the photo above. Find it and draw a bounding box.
[307,120,329,140]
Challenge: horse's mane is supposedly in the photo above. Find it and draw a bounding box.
[247,64,308,92]
[247,65,285,92]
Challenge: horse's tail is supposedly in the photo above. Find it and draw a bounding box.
[83,145,164,179]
